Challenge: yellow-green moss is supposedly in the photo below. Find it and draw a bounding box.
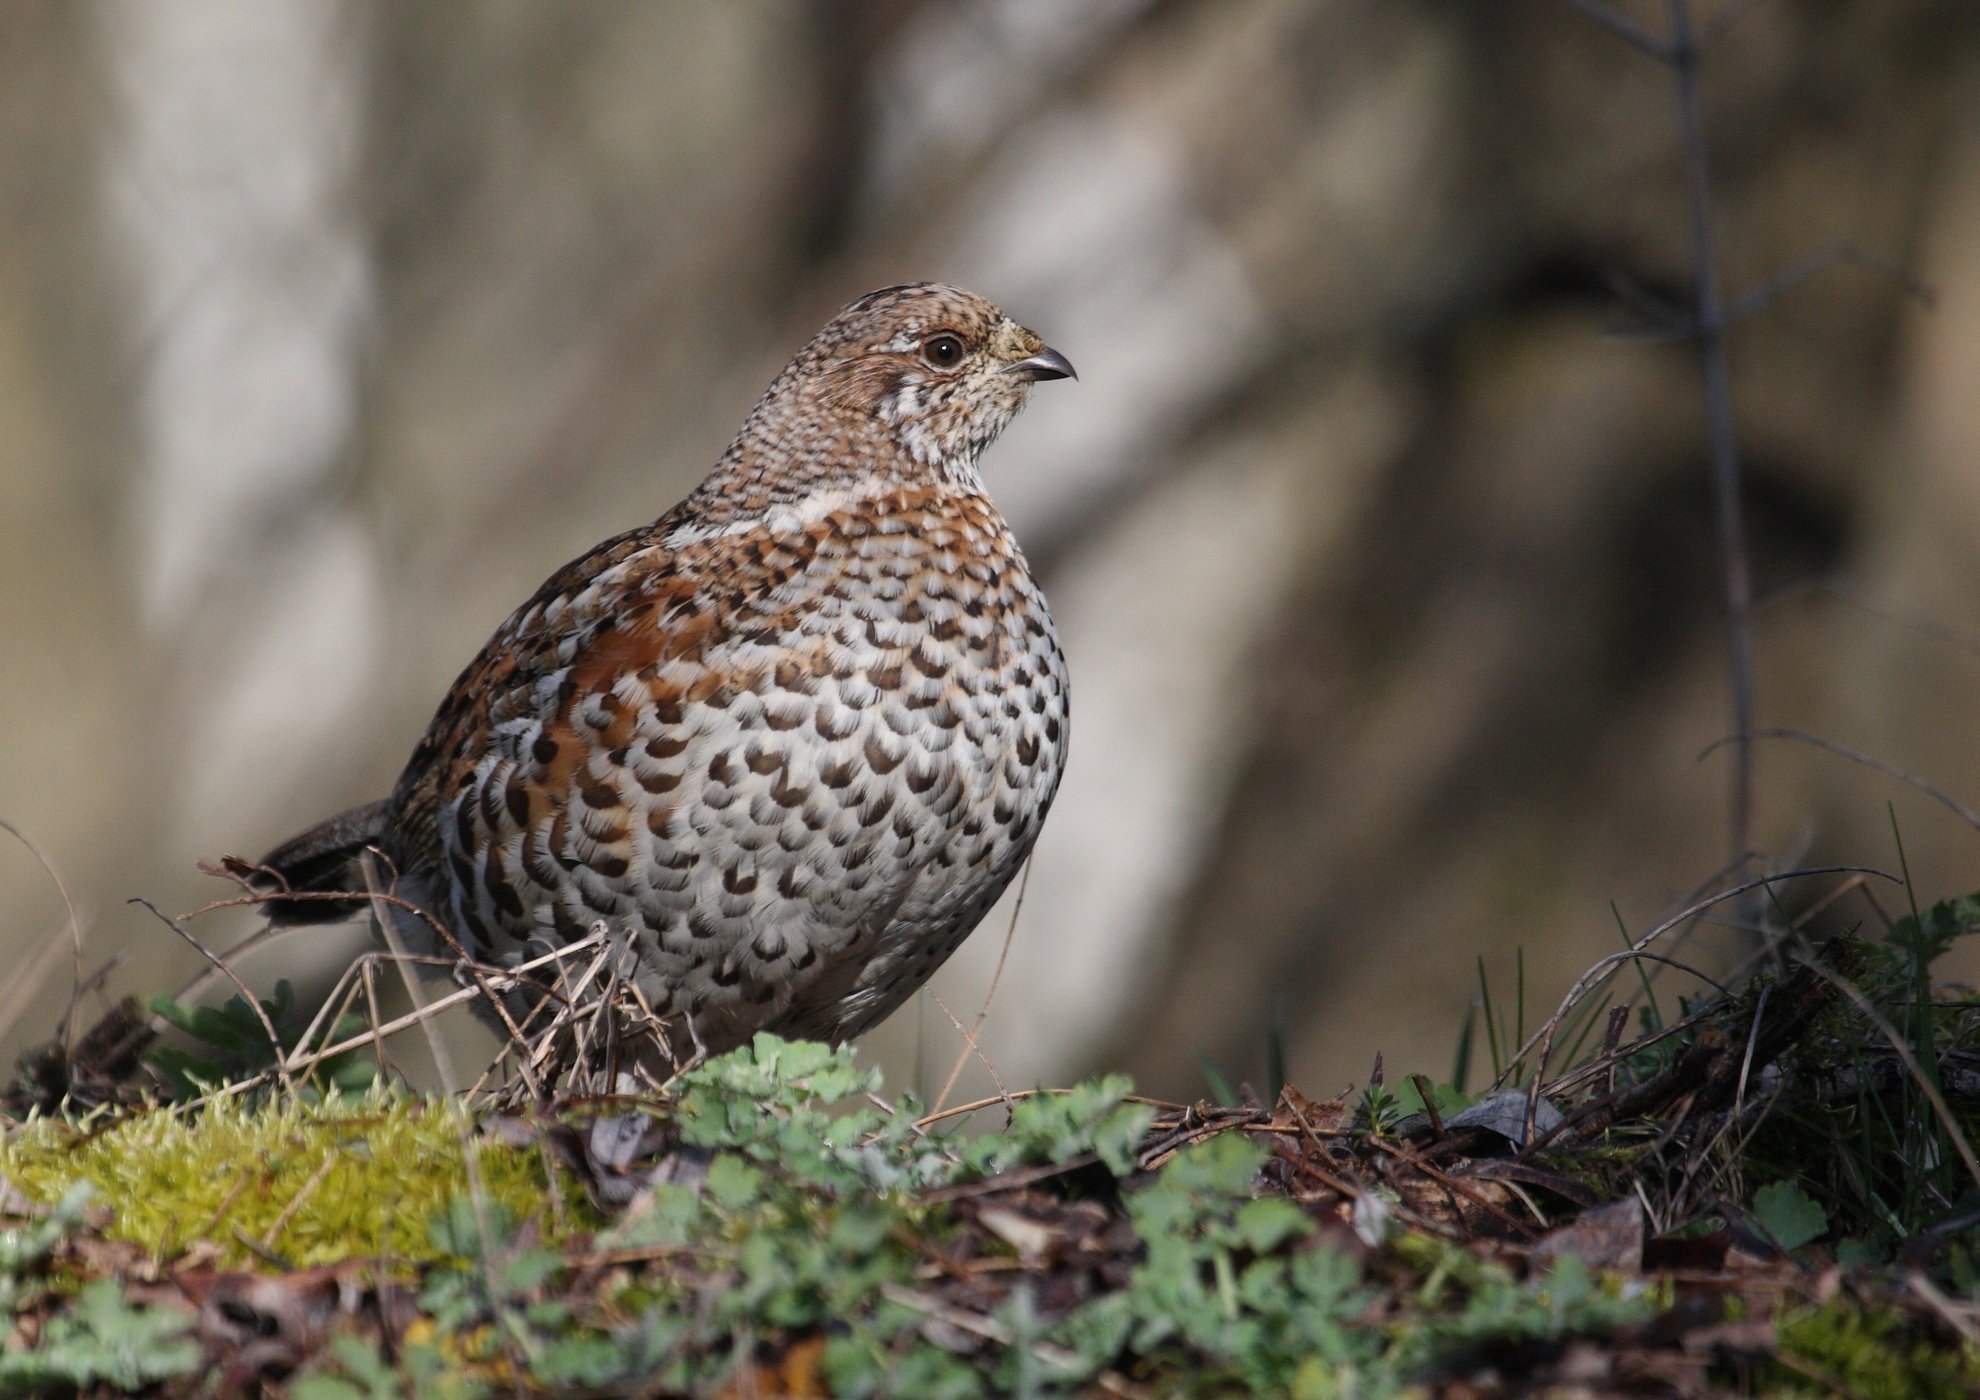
[0,1092,583,1268]
[1774,1300,1980,1398]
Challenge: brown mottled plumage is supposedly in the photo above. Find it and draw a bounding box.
[253,284,1074,1054]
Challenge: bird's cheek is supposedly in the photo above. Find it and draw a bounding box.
[826,360,913,419]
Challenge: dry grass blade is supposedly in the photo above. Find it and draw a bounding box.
[360,856,461,1097]
[1904,1271,1980,1350]
[1518,935,1859,1163]
[0,814,86,1049]
[1704,728,1980,834]
[932,855,1032,1116]
[0,930,85,1068]
[132,896,297,1097]
[931,995,1013,1115]
[260,1148,340,1253]
[1727,238,1937,322]
[282,935,606,1095]
[1495,866,1890,1110]
[358,853,528,1369]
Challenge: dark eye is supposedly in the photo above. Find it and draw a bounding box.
[921,333,965,369]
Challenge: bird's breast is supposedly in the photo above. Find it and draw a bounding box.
[427,488,1069,1010]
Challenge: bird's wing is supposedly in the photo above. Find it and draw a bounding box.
[384,519,700,872]
[381,500,834,907]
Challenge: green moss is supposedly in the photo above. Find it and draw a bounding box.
[0,1092,579,1268]
[1773,1300,1980,1398]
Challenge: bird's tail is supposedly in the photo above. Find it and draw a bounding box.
[249,798,392,926]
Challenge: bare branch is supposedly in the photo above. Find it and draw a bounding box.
[1563,0,1675,60]
[1664,0,1759,863]
[1699,0,1768,52]
[1566,0,1759,862]
[1729,238,1938,322]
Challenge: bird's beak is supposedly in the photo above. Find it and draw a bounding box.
[1005,346,1077,382]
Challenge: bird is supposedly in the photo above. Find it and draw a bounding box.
[249,283,1075,1059]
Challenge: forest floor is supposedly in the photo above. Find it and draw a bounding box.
[3,873,1980,1397]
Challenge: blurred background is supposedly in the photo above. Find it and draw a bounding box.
[5,0,1980,1106]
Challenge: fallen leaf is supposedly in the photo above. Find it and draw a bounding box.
[1532,1197,1644,1272]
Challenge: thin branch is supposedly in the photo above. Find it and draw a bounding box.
[1567,0,1758,864]
[1728,238,1937,322]
[359,853,526,1370]
[260,1148,340,1253]
[931,996,1013,1115]
[285,936,603,1082]
[1564,0,1674,59]
[1906,1272,1980,1351]
[1599,268,1696,341]
[1667,0,1758,864]
[1762,578,1980,665]
[1699,0,1768,51]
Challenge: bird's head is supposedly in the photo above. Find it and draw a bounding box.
[797,282,1075,473]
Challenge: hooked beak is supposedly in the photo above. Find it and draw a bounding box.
[1005,345,1077,383]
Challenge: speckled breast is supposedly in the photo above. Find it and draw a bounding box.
[425,482,1069,1052]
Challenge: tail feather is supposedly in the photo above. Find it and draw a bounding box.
[251,798,392,926]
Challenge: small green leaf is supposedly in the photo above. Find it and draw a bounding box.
[534,1334,632,1387]
[1392,1077,1474,1118]
[705,1153,765,1212]
[1233,1198,1311,1254]
[1753,1180,1828,1252]
[609,1182,704,1249]
[1835,1236,1884,1268]
[829,1202,896,1255]
[962,1077,1154,1179]
[498,1247,565,1294]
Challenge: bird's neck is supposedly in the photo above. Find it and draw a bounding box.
[680,389,988,530]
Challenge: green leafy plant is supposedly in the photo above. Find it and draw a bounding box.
[0,1279,204,1390]
[0,1182,205,1390]
[7,1023,1975,1393]
[1402,1252,1652,1371]
[963,1075,1154,1178]
[293,1335,489,1400]
[148,978,378,1101]
[1736,866,1980,1266]
[1062,1133,1378,1394]
[1356,1084,1404,1136]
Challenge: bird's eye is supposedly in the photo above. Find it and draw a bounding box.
[921,333,965,369]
